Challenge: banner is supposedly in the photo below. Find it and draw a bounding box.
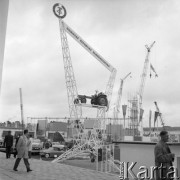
[139,108,144,122]
[154,111,159,128]
[149,110,152,130]
[122,105,127,118]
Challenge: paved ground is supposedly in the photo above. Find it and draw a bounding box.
[0,152,119,180]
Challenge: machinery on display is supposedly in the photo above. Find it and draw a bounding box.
[128,42,156,135]
[74,92,108,107]
[52,3,116,115]
[52,3,120,171]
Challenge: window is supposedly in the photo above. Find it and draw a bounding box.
[53,147,60,151]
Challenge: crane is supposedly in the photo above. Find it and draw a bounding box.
[138,41,155,109]
[154,101,165,129]
[131,41,155,135]
[53,3,116,111]
[114,72,131,120]
[52,3,118,164]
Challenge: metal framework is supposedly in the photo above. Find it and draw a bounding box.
[138,41,155,109]
[52,3,117,164]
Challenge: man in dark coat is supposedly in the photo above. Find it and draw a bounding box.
[154,131,175,180]
[4,131,13,158]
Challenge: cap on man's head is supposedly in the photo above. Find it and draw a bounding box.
[159,130,168,136]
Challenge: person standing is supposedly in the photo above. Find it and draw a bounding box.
[13,129,32,172]
[154,130,175,180]
[14,134,20,158]
[3,131,13,159]
[28,134,33,159]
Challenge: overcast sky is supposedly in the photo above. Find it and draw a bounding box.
[0,0,180,128]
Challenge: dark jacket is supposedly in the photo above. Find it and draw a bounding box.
[4,134,13,147]
[154,140,174,180]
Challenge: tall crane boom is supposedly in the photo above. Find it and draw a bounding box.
[138,41,155,108]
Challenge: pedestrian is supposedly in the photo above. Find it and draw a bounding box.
[14,134,20,158]
[13,129,32,172]
[28,134,33,159]
[154,130,175,180]
[3,131,13,159]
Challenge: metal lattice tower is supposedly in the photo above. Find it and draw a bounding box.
[138,41,155,109]
[58,17,81,119]
[52,4,118,166]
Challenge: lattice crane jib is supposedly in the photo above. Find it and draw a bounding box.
[138,41,155,108]
[55,5,81,120]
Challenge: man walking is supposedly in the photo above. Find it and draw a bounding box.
[13,129,32,172]
[154,130,175,180]
[4,131,13,159]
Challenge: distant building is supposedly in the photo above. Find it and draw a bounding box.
[143,126,180,142]
[47,121,67,140]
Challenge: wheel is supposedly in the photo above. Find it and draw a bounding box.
[45,153,50,159]
[53,3,67,19]
[91,97,96,105]
[91,157,95,163]
[80,97,86,103]
[74,98,79,104]
[97,95,108,106]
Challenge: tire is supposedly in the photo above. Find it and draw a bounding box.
[80,97,86,103]
[45,153,50,159]
[91,157,95,163]
[97,95,108,106]
[91,98,96,105]
[74,98,79,104]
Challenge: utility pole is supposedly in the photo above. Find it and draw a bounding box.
[19,88,24,132]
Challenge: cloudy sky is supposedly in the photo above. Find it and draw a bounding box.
[0,0,180,127]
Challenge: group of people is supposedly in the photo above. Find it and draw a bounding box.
[3,129,33,172]
[4,128,175,178]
